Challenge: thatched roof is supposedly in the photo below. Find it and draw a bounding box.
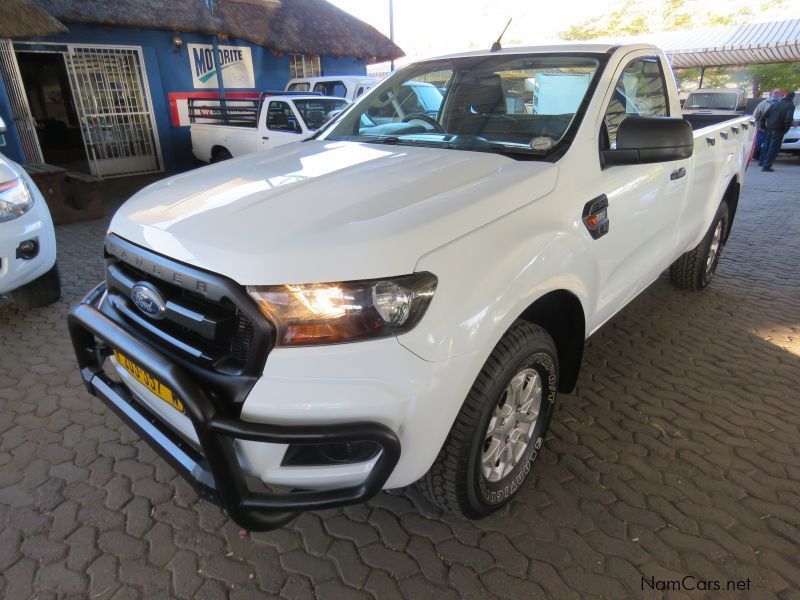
[33,0,404,62]
[215,0,404,61]
[0,0,67,38]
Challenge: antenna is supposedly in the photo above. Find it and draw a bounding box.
[490,18,512,52]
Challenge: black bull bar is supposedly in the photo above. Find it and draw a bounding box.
[67,283,401,531]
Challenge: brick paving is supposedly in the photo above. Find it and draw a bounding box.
[1,156,799,599]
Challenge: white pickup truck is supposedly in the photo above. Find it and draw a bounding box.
[0,117,60,309]
[70,43,754,531]
[682,87,747,115]
[190,94,349,162]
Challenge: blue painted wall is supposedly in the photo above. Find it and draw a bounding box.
[0,23,367,171]
[0,75,26,163]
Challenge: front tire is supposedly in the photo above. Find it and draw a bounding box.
[11,264,61,309]
[670,203,729,291]
[419,321,559,519]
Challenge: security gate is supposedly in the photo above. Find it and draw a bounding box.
[0,39,44,164]
[65,45,162,178]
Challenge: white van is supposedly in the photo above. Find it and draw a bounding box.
[285,76,378,101]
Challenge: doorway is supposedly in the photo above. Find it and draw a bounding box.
[16,51,89,172]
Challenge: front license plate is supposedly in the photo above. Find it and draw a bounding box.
[113,351,185,414]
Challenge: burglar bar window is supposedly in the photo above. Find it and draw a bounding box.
[289,55,322,78]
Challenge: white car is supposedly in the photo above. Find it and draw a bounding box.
[780,93,800,155]
[69,43,753,531]
[0,117,60,309]
[190,94,349,163]
[286,76,378,100]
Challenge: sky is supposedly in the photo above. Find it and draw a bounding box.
[329,0,800,63]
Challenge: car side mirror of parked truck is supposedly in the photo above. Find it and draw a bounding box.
[602,115,694,167]
[0,116,6,134]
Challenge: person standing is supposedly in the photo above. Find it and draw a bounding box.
[760,90,796,172]
[752,89,781,161]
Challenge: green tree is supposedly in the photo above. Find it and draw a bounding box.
[560,0,779,40]
[561,0,797,96]
[747,63,800,94]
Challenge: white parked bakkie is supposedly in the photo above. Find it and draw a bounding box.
[190,94,349,163]
[0,117,60,309]
[70,44,754,531]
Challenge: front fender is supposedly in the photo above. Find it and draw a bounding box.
[400,198,598,365]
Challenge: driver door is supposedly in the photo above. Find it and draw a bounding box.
[261,100,303,149]
[590,53,690,327]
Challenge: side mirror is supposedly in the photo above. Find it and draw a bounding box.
[0,116,6,135]
[602,116,693,167]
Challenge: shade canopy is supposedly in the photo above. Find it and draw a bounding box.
[0,0,67,39]
[608,18,800,67]
[33,0,404,62]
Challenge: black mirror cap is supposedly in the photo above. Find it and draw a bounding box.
[603,115,694,167]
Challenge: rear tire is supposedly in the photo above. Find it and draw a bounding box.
[12,264,61,309]
[670,203,729,291]
[419,320,559,519]
[211,148,232,163]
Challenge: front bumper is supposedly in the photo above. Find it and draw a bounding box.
[68,283,401,531]
[0,178,57,295]
[781,128,800,151]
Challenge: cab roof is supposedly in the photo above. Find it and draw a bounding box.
[422,43,658,62]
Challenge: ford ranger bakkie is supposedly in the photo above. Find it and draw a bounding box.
[69,44,754,531]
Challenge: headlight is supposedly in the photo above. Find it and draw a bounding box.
[248,272,437,346]
[0,178,34,223]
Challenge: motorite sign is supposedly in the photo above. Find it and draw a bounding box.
[188,43,255,89]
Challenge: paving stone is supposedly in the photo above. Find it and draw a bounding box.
[34,561,87,595]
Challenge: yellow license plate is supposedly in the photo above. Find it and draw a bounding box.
[114,351,185,414]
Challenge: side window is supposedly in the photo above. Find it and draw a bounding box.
[356,86,365,97]
[313,81,346,97]
[267,101,299,132]
[603,56,669,148]
[288,82,309,92]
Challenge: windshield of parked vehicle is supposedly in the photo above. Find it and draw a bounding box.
[294,99,349,130]
[684,92,739,110]
[320,54,601,157]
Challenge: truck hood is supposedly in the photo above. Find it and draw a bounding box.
[110,140,558,284]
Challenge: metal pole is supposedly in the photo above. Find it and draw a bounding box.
[389,0,395,72]
[212,36,226,108]
[698,66,705,89]
[207,0,226,108]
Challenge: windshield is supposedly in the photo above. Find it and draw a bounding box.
[320,54,601,158]
[294,99,349,130]
[684,92,739,110]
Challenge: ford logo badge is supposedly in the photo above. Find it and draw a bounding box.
[130,282,166,319]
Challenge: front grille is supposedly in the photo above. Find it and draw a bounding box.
[231,313,255,364]
[102,235,273,382]
[110,260,254,372]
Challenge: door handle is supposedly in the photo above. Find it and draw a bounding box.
[670,167,687,180]
[261,136,269,141]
